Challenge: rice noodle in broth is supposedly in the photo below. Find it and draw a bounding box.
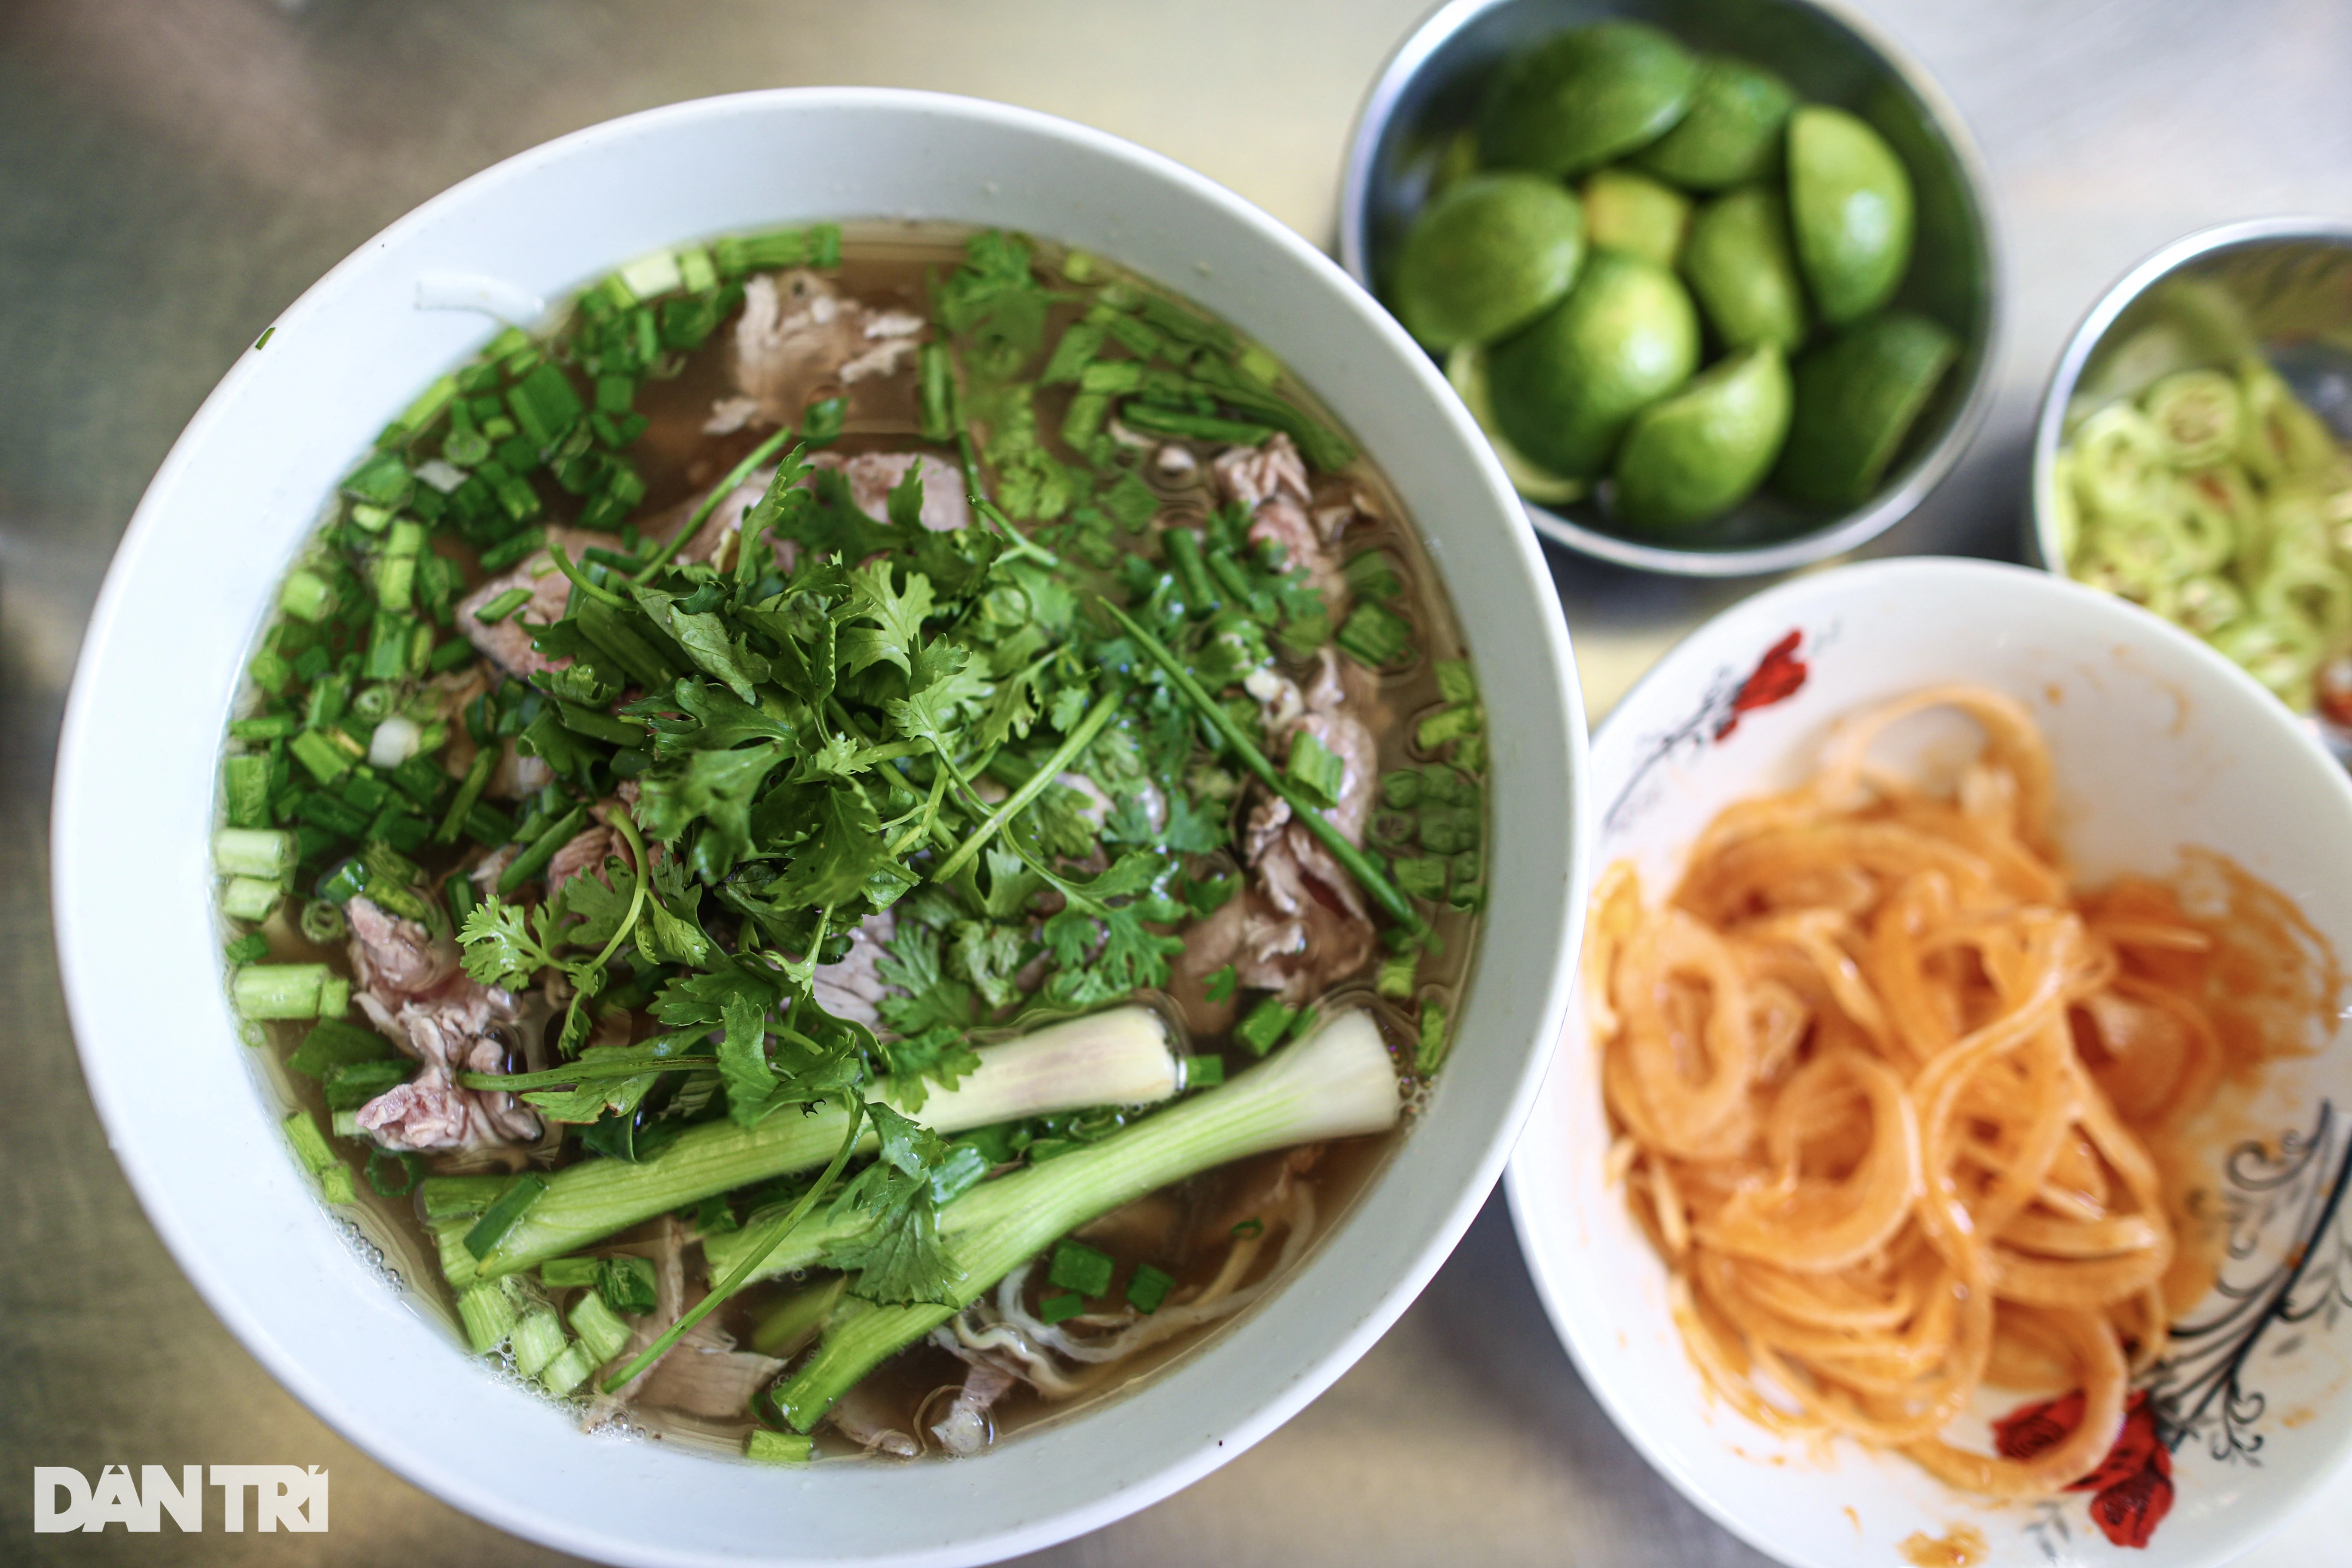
[214,221,1487,1461]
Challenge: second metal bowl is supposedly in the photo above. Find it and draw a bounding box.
[1339,0,2001,577]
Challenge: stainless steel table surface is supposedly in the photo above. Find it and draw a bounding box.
[6,1,2351,1562]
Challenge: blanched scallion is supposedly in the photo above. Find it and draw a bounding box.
[769,1010,1401,1430]
[475,1006,1180,1277]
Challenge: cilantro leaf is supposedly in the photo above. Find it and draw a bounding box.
[550,860,636,948]
[949,919,1026,1011]
[820,1102,966,1305]
[655,679,793,755]
[765,781,891,908]
[839,562,936,677]
[458,899,559,989]
[636,740,788,880]
[717,984,775,1125]
[886,642,992,750]
[873,922,972,1036]
[631,583,769,704]
[1160,790,1229,854]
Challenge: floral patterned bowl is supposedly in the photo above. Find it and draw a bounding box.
[1510,557,2352,1567]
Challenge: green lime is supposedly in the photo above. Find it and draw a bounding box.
[1632,54,1796,189]
[1446,344,1588,504]
[1612,345,1792,528]
[1485,250,1700,480]
[1581,168,1690,269]
[1786,105,1915,325]
[1477,22,1700,177]
[1681,187,1807,351]
[1772,312,1957,506]
[1390,174,1588,351]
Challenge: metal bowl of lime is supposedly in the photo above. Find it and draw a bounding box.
[1340,0,2000,577]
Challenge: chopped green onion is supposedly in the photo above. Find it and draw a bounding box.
[1182,1053,1226,1088]
[1335,601,1412,668]
[1377,952,1418,1000]
[323,1057,410,1110]
[1344,550,1405,602]
[1118,402,1274,446]
[230,714,299,742]
[746,1430,813,1465]
[288,729,351,787]
[1434,659,1478,705]
[1231,1217,1265,1240]
[464,1172,549,1261]
[600,1255,658,1316]
[317,974,351,1019]
[214,827,297,880]
[1038,1292,1085,1325]
[220,876,281,922]
[1393,856,1447,901]
[477,527,547,573]
[435,747,496,846]
[456,1278,520,1354]
[223,932,271,965]
[1416,1001,1450,1074]
[287,1017,392,1077]
[427,636,477,673]
[421,1174,517,1222]
[366,1148,422,1197]
[750,1275,847,1356]
[1415,703,1482,752]
[509,1305,567,1378]
[222,754,274,828]
[233,963,330,1020]
[496,803,589,894]
[1163,528,1218,615]
[538,1340,597,1396]
[1048,1239,1115,1298]
[342,452,415,508]
[473,587,532,624]
[1285,730,1346,811]
[1235,996,1295,1057]
[445,873,478,930]
[539,1256,603,1290]
[284,1108,337,1173]
[567,1290,632,1364]
[1127,1263,1176,1314]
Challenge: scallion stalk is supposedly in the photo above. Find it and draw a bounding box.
[769,1010,1401,1429]
[474,1006,1180,1277]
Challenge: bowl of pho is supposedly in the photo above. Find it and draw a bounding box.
[52,89,1586,1565]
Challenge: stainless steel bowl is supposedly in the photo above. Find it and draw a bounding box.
[2028,217,2352,571]
[1339,0,2000,577]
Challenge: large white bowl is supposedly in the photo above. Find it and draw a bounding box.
[1510,558,2352,1568]
[51,90,1588,1567]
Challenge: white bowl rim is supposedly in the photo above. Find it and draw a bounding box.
[52,85,1590,1567]
[1504,553,2352,1568]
